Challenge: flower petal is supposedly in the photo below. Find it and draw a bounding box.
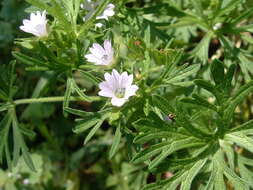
[111,97,126,107]
[124,85,138,98]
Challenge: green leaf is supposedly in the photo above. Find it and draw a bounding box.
[215,149,248,189]
[181,94,217,112]
[148,137,204,169]
[12,110,36,171]
[152,95,175,114]
[84,119,104,144]
[131,141,170,164]
[231,119,253,133]
[191,32,213,61]
[0,103,12,112]
[134,131,174,144]
[211,59,225,85]
[22,148,36,172]
[232,7,253,25]
[203,162,217,190]
[63,77,73,116]
[180,158,207,190]
[73,115,101,134]
[189,0,204,17]
[225,133,253,154]
[109,124,122,159]
[79,70,101,85]
[165,64,200,84]
[216,0,241,17]
[12,51,45,66]
[72,109,110,133]
[224,81,253,122]
[224,64,236,91]
[64,107,94,117]
[194,79,218,98]
[0,112,12,163]
[71,78,92,102]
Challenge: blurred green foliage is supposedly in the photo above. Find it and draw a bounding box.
[0,0,253,189]
[0,0,27,64]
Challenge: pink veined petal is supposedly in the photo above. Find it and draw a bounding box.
[104,40,111,50]
[104,40,112,55]
[124,85,138,98]
[23,19,31,26]
[34,24,47,37]
[111,97,126,107]
[120,72,131,88]
[126,74,133,86]
[20,26,31,33]
[98,80,114,97]
[111,69,121,88]
[92,43,105,56]
[89,47,102,59]
[98,88,114,97]
[104,73,117,91]
[85,54,101,64]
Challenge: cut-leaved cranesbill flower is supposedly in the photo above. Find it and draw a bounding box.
[85,40,114,65]
[96,3,115,20]
[98,69,139,107]
[20,11,48,37]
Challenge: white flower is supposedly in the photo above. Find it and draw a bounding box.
[95,23,103,28]
[85,40,114,65]
[20,11,48,37]
[98,69,139,107]
[213,22,222,31]
[96,3,115,20]
[23,179,30,185]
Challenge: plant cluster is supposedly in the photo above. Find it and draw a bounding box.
[1,0,253,189]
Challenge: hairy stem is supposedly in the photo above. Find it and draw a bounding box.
[14,96,101,105]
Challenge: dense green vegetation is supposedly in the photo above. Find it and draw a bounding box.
[1,0,253,189]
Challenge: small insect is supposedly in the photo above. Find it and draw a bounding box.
[163,113,176,123]
[168,113,176,121]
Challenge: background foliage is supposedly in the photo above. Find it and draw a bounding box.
[1,0,253,189]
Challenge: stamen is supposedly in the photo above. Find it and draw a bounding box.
[101,54,108,61]
[115,88,125,98]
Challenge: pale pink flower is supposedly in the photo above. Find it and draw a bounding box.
[98,69,139,107]
[85,40,114,65]
[20,11,48,37]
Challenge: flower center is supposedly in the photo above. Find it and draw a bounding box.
[101,54,108,61]
[115,88,125,98]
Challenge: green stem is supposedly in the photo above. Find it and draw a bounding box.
[14,96,101,105]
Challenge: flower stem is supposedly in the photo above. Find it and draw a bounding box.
[14,96,101,105]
